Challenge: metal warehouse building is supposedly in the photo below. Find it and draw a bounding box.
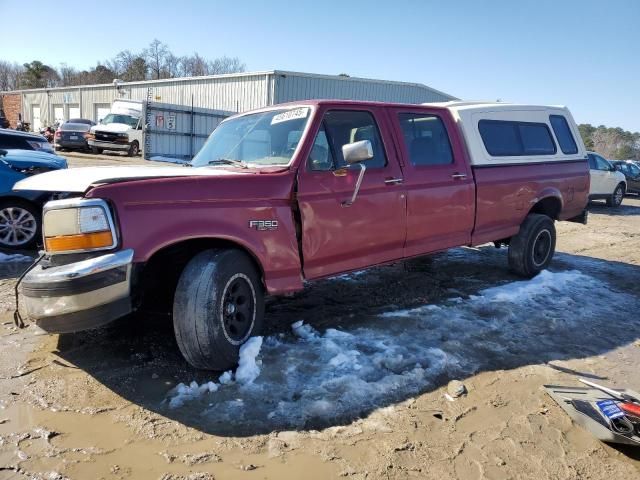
[0,70,455,130]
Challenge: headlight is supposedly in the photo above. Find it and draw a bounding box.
[43,199,117,253]
[117,133,128,138]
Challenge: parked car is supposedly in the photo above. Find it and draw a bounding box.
[0,128,55,154]
[88,100,142,156]
[54,121,96,152]
[611,160,640,195]
[15,101,589,370]
[0,149,67,249]
[587,152,627,206]
[67,118,96,127]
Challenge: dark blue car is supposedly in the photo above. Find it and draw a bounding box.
[0,149,67,249]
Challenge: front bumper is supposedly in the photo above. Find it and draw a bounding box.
[88,139,130,151]
[20,249,134,333]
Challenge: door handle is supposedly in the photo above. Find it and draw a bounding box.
[384,177,404,185]
[451,173,467,180]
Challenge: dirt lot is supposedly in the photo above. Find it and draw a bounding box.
[0,155,639,479]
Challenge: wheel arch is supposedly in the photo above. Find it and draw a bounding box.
[528,195,563,220]
[135,236,266,313]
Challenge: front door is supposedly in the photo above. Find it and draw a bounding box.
[588,153,614,194]
[296,107,406,279]
[387,107,476,256]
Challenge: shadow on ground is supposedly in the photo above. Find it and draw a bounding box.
[51,246,640,437]
[588,198,640,216]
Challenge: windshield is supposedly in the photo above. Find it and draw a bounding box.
[101,114,139,128]
[190,107,311,167]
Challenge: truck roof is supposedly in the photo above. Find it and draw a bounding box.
[423,101,570,113]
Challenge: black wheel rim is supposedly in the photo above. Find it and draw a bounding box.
[221,274,255,344]
[532,229,552,267]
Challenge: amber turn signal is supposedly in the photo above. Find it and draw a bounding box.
[45,231,114,252]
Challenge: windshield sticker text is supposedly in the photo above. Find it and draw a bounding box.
[271,108,309,125]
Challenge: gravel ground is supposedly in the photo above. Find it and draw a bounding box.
[0,161,639,479]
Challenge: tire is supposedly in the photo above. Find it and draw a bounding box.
[127,141,139,157]
[508,214,556,278]
[0,199,41,250]
[606,183,625,207]
[173,249,265,370]
[91,146,104,154]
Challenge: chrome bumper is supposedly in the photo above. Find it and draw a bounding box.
[88,139,130,151]
[20,249,134,333]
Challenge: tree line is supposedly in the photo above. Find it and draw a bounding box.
[0,39,245,91]
[578,124,640,160]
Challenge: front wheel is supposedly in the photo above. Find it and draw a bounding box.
[91,146,104,154]
[606,183,625,207]
[127,141,139,157]
[0,200,40,250]
[508,214,556,278]
[173,249,265,370]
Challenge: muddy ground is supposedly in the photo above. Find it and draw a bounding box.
[0,158,639,479]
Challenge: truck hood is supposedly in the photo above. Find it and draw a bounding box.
[13,166,240,193]
[91,123,132,134]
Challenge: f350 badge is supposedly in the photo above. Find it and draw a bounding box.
[249,220,278,231]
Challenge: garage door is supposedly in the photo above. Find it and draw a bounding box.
[53,105,64,125]
[95,104,111,123]
[31,106,41,131]
[69,105,80,119]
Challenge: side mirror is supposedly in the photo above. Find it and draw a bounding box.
[340,140,372,207]
[342,140,373,164]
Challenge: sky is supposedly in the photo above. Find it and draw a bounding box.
[1,0,639,131]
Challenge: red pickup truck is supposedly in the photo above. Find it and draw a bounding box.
[15,100,589,370]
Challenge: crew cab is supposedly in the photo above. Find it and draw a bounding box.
[87,100,142,156]
[14,100,589,370]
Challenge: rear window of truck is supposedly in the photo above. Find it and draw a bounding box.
[478,120,557,157]
[549,115,578,154]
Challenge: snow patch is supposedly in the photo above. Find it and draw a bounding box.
[235,337,263,385]
[166,337,263,408]
[164,269,639,432]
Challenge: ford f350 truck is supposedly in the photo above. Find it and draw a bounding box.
[15,100,589,370]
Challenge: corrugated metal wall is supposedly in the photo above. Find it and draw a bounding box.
[17,73,272,127]
[14,71,455,128]
[273,72,454,104]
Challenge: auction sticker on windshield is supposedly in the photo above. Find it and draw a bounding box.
[271,107,309,125]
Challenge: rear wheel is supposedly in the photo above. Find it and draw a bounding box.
[0,200,40,250]
[606,183,625,207]
[173,249,265,370]
[91,146,104,154]
[508,214,556,278]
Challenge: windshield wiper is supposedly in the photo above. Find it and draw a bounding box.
[207,158,249,169]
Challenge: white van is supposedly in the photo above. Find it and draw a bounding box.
[88,100,143,156]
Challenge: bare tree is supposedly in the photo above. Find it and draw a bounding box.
[0,61,24,90]
[144,39,170,80]
[208,56,245,75]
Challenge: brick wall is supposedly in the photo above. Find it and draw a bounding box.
[0,93,22,128]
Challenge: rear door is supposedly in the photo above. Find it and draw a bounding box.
[296,106,406,279]
[387,107,475,256]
